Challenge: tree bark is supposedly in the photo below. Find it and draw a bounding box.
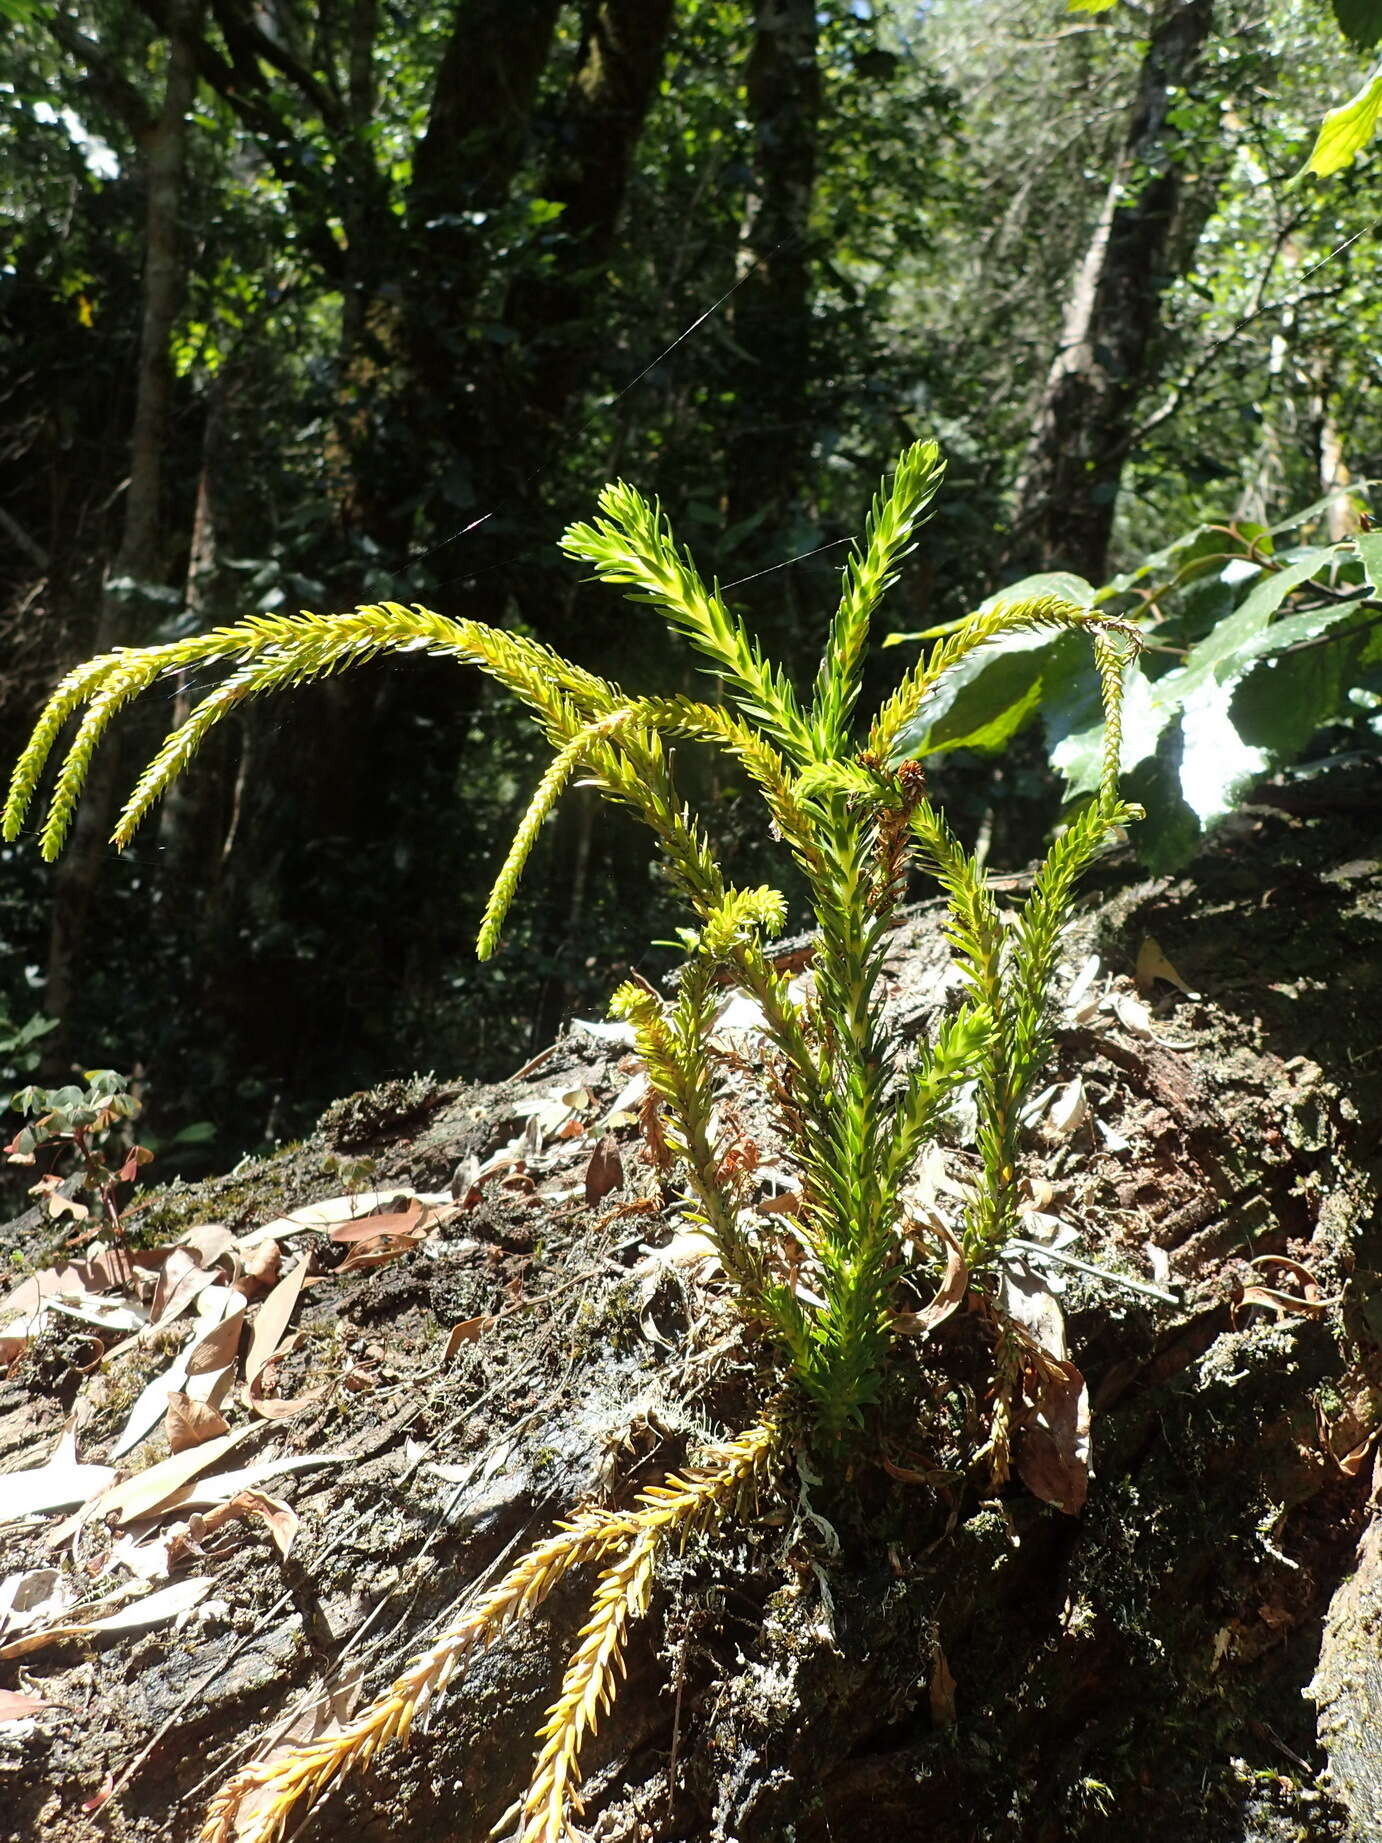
[42,0,205,1070]
[502,0,677,437]
[727,0,820,543]
[1011,0,1215,584]
[405,0,563,415]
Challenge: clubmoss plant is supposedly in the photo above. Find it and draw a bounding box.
[5,441,1141,1842]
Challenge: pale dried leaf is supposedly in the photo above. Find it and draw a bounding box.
[1046,1078,1088,1138]
[0,1578,212,1658]
[999,1263,1068,1361]
[0,1689,48,1723]
[1110,990,1155,1037]
[244,1256,309,1385]
[1062,954,1102,1023]
[1135,935,1199,998]
[169,1451,349,1511]
[1015,1358,1091,1516]
[64,1427,254,1534]
[3,1421,115,1519]
[0,1568,70,1639]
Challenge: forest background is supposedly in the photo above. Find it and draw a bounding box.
[1,0,1379,1176]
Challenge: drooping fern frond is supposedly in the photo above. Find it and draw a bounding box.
[4,605,625,859]
[868,594,1138,764]
[517,1410,782,1843]
[200,1411,783,1843]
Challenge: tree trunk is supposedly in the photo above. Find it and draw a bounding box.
[41,0,204,1072]
[727,0,821,547]
[502,0,677,438]
[405,0,563,425]
[1010,0,1215,584]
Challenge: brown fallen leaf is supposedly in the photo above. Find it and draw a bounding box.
[327,1201,426,1243]
[247,1332,328,1420]
[929,1645,957,1727]
[1015,1357,1091,1516]
[51,1427,255,1540]
[892,1222,969,1337]
[584,1133,624,1204]
[443,1317,497,1363]
[83,1772,115,1812]
[186,1488,298,1560]
[167,1391,231,1453]
[0,1689,48,1723]
[244,1255,310,1385]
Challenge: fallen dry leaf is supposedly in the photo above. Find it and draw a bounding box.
[55,1427,254,1539]
[1015,1357,1091,1516]
[584,1133,624,1204]
[1045,1078,1088,1138]
[929,1645,957,1727]
[244,1256,309,1385]
[0,1689,48,1723]
[893,1223,968,1336]
[0,1567,71,1641]
[83,1772,115,1812]
[0,1577,212,1658]
[187,1488,298,1559]
[4,1419,116,1519]
[167,1391,231,1452]
[1135,935,1199,998]
[442,1317,496,1363]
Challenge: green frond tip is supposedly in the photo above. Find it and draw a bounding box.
[811,440,945,755]
[560,486,814,763]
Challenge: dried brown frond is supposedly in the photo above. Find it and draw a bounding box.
[199,1508,636,1843]
[516,1410,784,1843]
[200,1413,783,1843]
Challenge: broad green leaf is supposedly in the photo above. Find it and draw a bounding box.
[1304,67,1382,178]
[1177,679,1270,828]
[1332,0,1382,49]
[884,572,1098,649]
[1269,478,1380,535]
[1355,529,1382,598]
[1232,613,1370,760]
[983,570,1100,611]
[1156,547,1338,703]
[894,628,1081,758]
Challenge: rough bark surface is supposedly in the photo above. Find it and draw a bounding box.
[1012,0,1215,583]
[2,765,1381,1843]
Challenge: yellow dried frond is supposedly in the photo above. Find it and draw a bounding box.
[518,1412,784,1843]
[198,1507,636,1843]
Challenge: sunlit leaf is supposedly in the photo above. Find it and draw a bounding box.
[1304,67,1382,177]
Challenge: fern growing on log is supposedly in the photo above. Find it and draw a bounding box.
[7,440,1141,1841]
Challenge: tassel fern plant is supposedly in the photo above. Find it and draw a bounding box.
[5,440,1140,1843]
